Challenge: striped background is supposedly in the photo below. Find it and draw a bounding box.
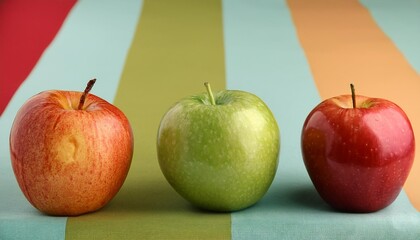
[1,0,420,239]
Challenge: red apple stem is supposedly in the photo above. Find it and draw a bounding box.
[204,82,216,105]
[78,79,96,110]
[350,83,356,109]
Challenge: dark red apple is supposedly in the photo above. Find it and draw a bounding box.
[301,84,415,212]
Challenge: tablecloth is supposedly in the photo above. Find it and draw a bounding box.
[1,0,420,239]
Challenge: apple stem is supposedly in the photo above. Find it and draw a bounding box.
[204,82,216,105]
[350,83,356,109]
[78,79,96,110]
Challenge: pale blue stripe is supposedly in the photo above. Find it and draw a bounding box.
[223,0,420,239]
[0,1,142,239]
[360,0,420,74]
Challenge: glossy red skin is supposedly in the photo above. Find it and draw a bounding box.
[301,95,415,212]
[9,91,134,216]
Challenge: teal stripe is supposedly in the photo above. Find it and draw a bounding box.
[360,0,420,74]
[223,0,420,239]
[0,1,142,239]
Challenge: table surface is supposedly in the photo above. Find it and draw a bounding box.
[1,0,420,239]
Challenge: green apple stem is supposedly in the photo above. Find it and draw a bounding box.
[78,79,96,110]
[350,83,356,109]
[204,82,216,105]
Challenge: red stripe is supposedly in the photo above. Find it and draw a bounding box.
[0,0,77,116]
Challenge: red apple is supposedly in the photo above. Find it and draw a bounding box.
[9,79,133,216]
[301,85,415,212]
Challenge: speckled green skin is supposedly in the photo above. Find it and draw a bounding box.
[157,90,280,212]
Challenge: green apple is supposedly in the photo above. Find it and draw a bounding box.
[157,83,280,211]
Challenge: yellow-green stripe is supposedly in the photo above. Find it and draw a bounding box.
[66,0,229,239]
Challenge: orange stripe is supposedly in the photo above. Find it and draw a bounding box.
[287,0,420,210]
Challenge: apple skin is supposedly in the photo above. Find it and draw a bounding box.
[301,94,415,212]
[9,90,134,216]
[157,90,280,212]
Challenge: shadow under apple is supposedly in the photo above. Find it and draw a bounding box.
[102,177,190,214]
[251,179,333,214]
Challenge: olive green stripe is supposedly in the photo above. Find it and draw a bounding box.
[66,0,229,239]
